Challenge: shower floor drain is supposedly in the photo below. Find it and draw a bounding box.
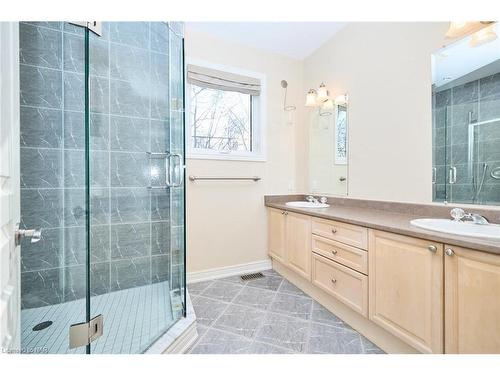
[33,321,53,331]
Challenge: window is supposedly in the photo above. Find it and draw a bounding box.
[335,104,347,165]
[190,85,252,152]
[186,62,265,161]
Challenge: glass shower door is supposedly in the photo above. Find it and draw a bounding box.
[19,21,89,354]
[87,22,185,354]
[19,21,184,355]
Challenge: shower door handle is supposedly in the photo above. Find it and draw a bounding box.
[14,223,41,247]
[168,153,184,187]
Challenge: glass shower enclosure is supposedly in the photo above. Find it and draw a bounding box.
[432,28,500,206]
[19,22,185,354]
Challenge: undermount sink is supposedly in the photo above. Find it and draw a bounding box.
[286,201,330,209]
[410,218,500,239]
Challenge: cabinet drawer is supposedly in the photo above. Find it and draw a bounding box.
[312,235,368,274]
[312,218,368,249]
[312,253,368,317]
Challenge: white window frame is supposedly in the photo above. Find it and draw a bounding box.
[185,58,266,162]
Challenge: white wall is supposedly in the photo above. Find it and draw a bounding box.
[184,30,304,274]
[185,23,456,275]
[302,22,449,203]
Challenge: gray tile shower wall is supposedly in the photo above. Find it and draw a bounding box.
[432,72,500,204]
[20,22,172,309]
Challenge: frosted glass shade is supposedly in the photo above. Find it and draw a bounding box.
[317,83,329,102]
[305,89,317,107]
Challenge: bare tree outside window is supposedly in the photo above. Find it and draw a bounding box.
[190,84,252,152]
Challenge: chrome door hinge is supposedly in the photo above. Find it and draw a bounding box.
[69,314,103,349]
[69,22,102,36]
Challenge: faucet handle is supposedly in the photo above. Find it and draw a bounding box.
[450,208,465,221]
[320,196,328,204]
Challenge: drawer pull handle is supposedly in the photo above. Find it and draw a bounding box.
[445,248,455,256]
[331,228,337,234]
[331,249,338,255]
[427,245,437,253]
[331,278,337,284]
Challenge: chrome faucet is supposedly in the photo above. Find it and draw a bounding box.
[450,208,489,225]
[463,213,490,225]
[306,195,319,204]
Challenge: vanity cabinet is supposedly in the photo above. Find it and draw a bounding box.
[444,245,500,354]
[267,205,500,354]
[368,230,443,354]
[268,208,286,263]
[267,209,311,280]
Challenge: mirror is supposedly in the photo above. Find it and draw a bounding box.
[309,94,348,196]
[432,23,500,205]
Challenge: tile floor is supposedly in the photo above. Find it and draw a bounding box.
[187,270,385,354]
[22,281,178,354]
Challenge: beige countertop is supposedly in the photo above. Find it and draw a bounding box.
[265,201,500,255]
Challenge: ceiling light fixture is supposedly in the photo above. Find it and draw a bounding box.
[445,21,495,39]
[470,24,498,47]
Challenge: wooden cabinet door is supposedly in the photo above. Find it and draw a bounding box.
[445,245,500,354]
[268,208,286,263]
[369,230,443,353]
[285,212,311,280]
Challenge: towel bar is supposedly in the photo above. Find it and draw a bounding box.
[188,176,261,182]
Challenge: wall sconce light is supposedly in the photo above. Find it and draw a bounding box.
[305,82,333,116]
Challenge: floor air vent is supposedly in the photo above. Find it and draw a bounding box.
[240,272,264,281]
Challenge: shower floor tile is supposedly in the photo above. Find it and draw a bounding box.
[188,270,385,354]
[21,281,177,354]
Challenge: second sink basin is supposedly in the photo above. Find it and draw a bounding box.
[410,218,500,239]
[286,201,330,209]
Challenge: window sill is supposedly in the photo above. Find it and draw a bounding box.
[186,153,266,162]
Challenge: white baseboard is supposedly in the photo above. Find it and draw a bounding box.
[187,259,272,284]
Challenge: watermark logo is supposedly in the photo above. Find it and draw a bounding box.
[1,346,49,354]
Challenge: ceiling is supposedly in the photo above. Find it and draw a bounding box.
[185,22,347,60]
